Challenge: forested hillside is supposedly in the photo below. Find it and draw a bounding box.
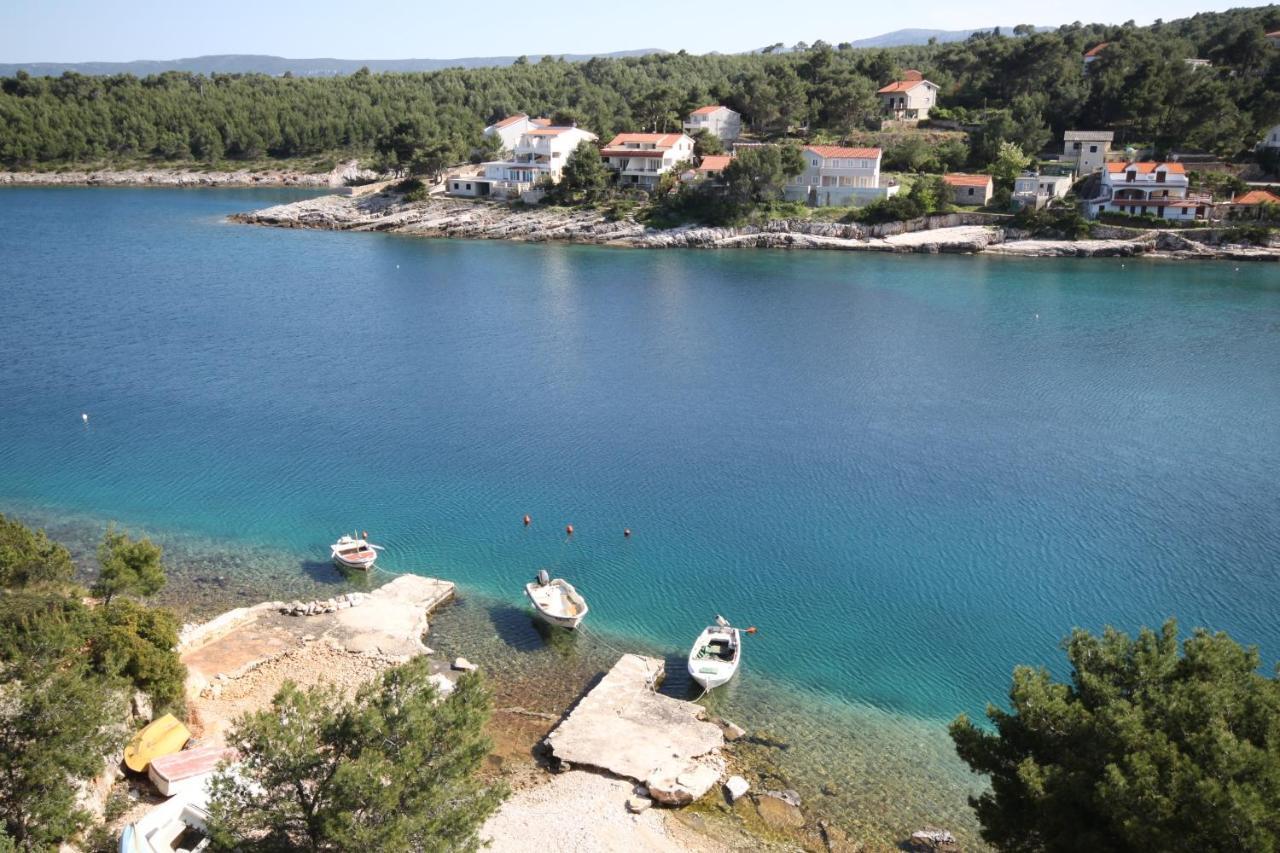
[1,6,1277,169]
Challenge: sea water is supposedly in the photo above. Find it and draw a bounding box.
[2,187,1278,841]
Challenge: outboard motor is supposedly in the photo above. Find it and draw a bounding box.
[537,568,550,586]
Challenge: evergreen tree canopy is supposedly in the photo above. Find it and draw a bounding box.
[92,525,165,604]
[951,619,1280,852]
[207,659,506,852]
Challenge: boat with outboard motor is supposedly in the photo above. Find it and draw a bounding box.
[524,569,589,630]
[331,532,381,571]
[688,615,741,691]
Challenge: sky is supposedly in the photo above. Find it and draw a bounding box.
[2,0,1272,62]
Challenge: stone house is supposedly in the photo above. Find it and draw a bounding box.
[1062,130,1114,175]
[942,173,993,206]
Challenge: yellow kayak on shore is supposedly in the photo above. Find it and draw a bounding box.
[123,713,190,773]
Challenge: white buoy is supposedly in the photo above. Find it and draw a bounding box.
[81,413,89,424]
[1034,313,1039,320]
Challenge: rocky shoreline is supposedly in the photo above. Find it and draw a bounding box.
[0,160,375,188]
[230,190,1280,261]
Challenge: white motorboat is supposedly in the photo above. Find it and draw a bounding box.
[525,569,589,630]
[688,616,741,691]
[119,784,211,853]
[331,533,380,571]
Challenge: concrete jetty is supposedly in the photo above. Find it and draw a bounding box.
[545,654,725,805]
[180,575,455,743]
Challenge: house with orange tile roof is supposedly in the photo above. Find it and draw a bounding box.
[694,154,733,179]
[1259,124,1280,151]
[1084,161,1211,221]
[877,71,939,120]
[483,114,552,154]
[783,145,898,207]
[683,106,742,142]
[1223,189,1280,218]
[450,124,597,199]
[942,173,994,206]
[599,133,695,190]
[1266,30,1280,48]
[1083,42,1109,70]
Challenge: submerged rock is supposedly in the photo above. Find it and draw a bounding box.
[724,775,750,802]
[755,792,805,829]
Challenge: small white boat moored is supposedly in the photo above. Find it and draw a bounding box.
[688,615,741,691]
[525,569,589,630]
[331,533,380,571]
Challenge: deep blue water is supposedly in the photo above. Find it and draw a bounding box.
[2,187,1279,723]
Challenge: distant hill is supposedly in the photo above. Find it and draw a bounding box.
[846,27,1043,47]
[0,50,665,78]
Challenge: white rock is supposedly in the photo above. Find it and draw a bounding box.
[452,657,478,672]
[428,673,455,699]
[626,796,653,814]
[645,761,721,806]
[725,775,749,802]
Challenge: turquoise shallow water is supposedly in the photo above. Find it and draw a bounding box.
[2,187,1279,838]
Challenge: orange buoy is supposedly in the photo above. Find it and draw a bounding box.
[623,528,631,537]
[565,524,574,536]
[745,626,758,635]
[523,514,531,526]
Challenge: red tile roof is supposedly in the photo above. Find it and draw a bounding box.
[943,173,992,188]
[697,155,733,172]
[690,105,724,116]
[525,127,581,136]
[602,133,689,149]
[1233,189,1280,205]
[878,80,933,94]
[1084,42,1110,57]
[1106,162,1186,174]
[492,114,529,129]
[1267,30,1280,37]
[902,69,924,81]
[805,145,881,159]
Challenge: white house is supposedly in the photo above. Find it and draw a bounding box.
[783,146,898,207]
[877,70,939,120]
[449,125,597,199]
[483,114,550,155]
[1267,30,1280,48]
[1062,130,1114,175]
[1260,124,1280,150]
[1084,161,1211,222]
[599,133,695,190]
[683,106,742,142]
[1011,171,1073,210]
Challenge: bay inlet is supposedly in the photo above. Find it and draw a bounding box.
[2,187,1278,843]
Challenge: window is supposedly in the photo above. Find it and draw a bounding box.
[1156,171,1165,183]
[967,188,974,196]
[465,183,472,190]
[1127,171,1136,182]
[812,159,819,167]
[1089,145,1098,153]
[1181,207,1189,215]
[1073,142,1082,150]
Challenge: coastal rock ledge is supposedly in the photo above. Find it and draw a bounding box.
[230,191,1280,261]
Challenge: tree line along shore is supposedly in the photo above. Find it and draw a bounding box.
[3,7,1279,244]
